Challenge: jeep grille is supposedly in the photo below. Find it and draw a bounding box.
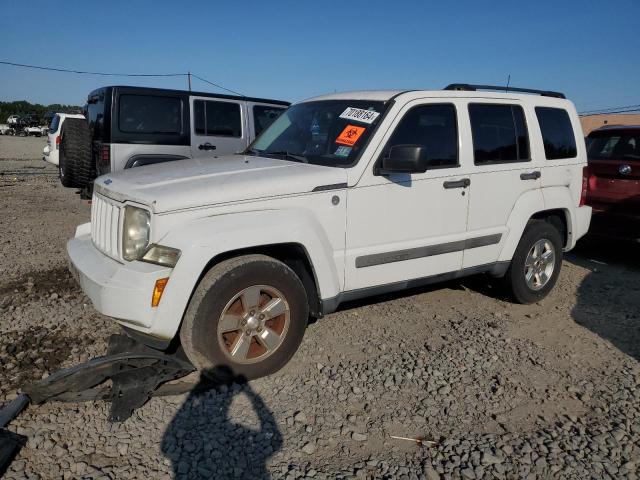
[91,193,122,260]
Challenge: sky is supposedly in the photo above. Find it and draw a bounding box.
[0,0,639,113]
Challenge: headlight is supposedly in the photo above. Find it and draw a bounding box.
[122,206,150,261]
[142,245,181,267]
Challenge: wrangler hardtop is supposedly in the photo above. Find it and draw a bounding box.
[58,85,289,194]
[68,84,592,381]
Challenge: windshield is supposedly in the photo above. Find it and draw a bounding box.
[587,132,640,160]
[248,100,388,167]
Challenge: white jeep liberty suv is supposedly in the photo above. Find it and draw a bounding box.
[68,84,592,380]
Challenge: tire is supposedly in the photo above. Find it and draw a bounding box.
[59,118,93,189]
[502,220,563,304]
[180,254,309,382]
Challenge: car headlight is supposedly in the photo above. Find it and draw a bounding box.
[122,206,150,261]
[142,245,181,267]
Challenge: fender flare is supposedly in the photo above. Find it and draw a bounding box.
[498,189,545,262]
[498,187,576,262]
[541,186,577,249]
[150,209,342,340]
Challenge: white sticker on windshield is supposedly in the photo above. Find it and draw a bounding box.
[339,107,380,125]
[334,146,352,157]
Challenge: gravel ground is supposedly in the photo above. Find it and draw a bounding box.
[1,135,639,479]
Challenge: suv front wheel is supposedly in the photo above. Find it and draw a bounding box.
[180,254,309,381]
[503,220,563,304]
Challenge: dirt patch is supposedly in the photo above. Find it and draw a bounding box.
[0,267,77,309]
[1,325,94,397]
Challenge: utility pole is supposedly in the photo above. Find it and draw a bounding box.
[188,71,191,91]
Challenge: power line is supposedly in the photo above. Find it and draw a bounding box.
[190,73,244,97]
[0,60,245,96]
[579,103,640,115]
[581,108,640,116]
[0,60,185,77]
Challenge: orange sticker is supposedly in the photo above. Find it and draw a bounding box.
[336,125,366,146]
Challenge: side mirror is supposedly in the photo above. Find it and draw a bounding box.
[377,145,429,175]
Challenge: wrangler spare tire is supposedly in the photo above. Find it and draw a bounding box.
[59,118,93,188]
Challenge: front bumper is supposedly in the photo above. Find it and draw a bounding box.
[67,229,174,343]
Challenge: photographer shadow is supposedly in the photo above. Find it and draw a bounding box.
[568,235,640,361]
[161,366,282,479]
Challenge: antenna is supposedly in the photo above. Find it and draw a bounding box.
[505,74,511,93]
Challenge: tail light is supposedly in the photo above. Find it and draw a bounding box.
[55,135,61,150]
[98,144,111,173]
[579,165,589,206]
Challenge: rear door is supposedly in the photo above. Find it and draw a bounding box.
[463,101,542,269]
[587,129,640,213]
[190,97,247,158]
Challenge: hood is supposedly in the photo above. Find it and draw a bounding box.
[95,155,348,213]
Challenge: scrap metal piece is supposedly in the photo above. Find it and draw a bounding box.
[0,429,26,477]
[0,395,30,476]
[0,394,29,429]
[23,334,195,421]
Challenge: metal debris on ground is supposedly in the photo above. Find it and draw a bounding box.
[0,334,197,473]
[389,435,439,447]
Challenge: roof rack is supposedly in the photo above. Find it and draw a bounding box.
[444,83,566,99]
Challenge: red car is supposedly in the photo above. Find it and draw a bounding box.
[585,125,640,241]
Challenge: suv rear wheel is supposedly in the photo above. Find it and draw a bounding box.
[503,220,563,304]
[180,254,309,381]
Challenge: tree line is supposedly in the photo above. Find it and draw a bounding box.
[0,100,82,125]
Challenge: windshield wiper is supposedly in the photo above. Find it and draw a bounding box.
[263,150,308,163]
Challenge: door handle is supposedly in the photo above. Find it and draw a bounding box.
[520,171,541,180]
[198,143,217,151]
[443,178,470,189]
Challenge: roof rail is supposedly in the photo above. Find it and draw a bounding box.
[444,83,566,99]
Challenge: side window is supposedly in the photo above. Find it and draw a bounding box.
[383,103,458,168]
[535,107,577,160]
[469,104,529,164]
[253,105,285,136]
[118,94,182,134]
[194,100,242,137]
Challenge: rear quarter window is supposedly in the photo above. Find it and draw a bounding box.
[118,94,183,134]
[535,107,577,160]
[49,115,60,134]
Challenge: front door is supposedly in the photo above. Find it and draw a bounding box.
[190,97,248,159]
[345,101,471,291]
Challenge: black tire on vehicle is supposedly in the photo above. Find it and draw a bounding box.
[502,220,563,304]
[59,118,93,189]
[180,254,309,382]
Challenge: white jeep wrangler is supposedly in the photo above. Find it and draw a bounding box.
[68,84,592,380]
